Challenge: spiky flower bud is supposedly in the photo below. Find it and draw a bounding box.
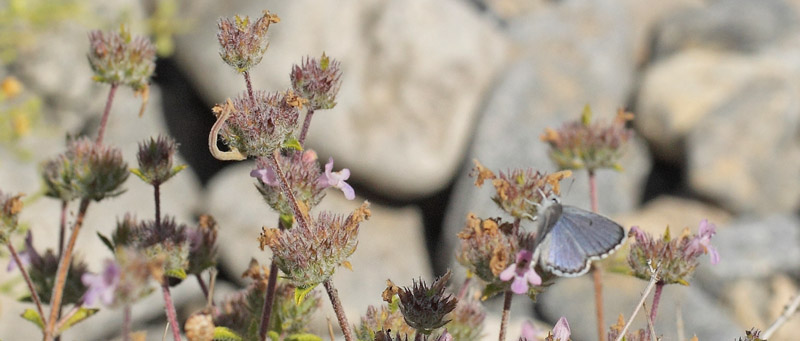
[186,214,218,276]
[43,137,129,202]
[217,10,280,73]
[132,135,185,186]
[213,90,301,158]
[87,26,156,90]
[259,202,371,289]
[291,53,342,110]
[541,106,634,172]
[251,150,326,221]
[14,231,88,305]
[185,312,215,341]
[0,190,23,244]
[395,270,457,335]
[471,159,570,220]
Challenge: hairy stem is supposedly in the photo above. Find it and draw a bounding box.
[154,183,161,227]
[588,169,606,341]
[498,290,513,341]
[323,279,353,341]
[161,281,182,340]
[45,198,90,341]
[763,292,800,338]
[298,108,315,146]
[8,242,45,322]
[244,71,255,105]
[195,274,210,303]
[123,305,132,341]
[58,201,67,258]
[258,261,280,341]
[267,151,310,230]
[649,282,664,327]
[95,83,119,145]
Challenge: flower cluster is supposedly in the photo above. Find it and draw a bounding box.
[355,304,415,341]
[456,214,518,288]
[290,53,343,111]
[393,270,457,334]
[471,159,570,220]
[109,215,190,280]
[186,214,219,277]
[251,150,326,221]
[259,202,371,289]
[131,135,185,186]
[0,190,23,244]
[42,136,129,202]
[217,10,280,73]
[628,219,720,285]
[500,249,541,295]
[540,106,634,172]
[87,26,156,90]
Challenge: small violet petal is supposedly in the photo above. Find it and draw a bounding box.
[552,316,571,341]
[340,182,356,200]
[510,276,529,295]
[707,244,720,265]
[525,266,542,286]
[521,321,538,341]
[499,263,516,281]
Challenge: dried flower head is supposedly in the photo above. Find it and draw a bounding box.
[251,150,325,221]
[185,312,215,341]
[112,247,163,306]
[291,53,342,110]
[132,135,185,186]
[212,90,301,158]
[356,304,415,341]
[541,106,634,172]
[0,190,23,244]
[186,214,219,276]
[446,291,486,341]
[456,213,518,285]
[87,26,156,90]
[217,10,280,73]
[737,328,765,341]
[260,202,371,289]
[42,137,129,202]
[628,220,719,285]
[395,270,457,334]
[471,160,571,220]
[606,314,648,341]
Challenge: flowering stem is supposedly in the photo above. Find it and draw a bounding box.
[123,305,132,341]
[649,282,664,325]
[8,242,45,322]
[161,280,182,340]
[243,71,256,106]
[45,198,90,341]
[763,292,800,338]
[323,279,353,341]
[58,201,67,258]
[587,169,606,341]
[154,183,161,227]
[267,151,310,230]
[95,83,119,146]
[298,108,315,146]
[258,261,280,341]
[498,290,513,341]
[615,266,660,341]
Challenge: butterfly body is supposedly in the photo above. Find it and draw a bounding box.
[532,198,626,277]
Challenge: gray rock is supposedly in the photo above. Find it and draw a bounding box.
[652,0,798,59]
[621,0,703,65]
[173,0,509,199]
[687,76,800,214]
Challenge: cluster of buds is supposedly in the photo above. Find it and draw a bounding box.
[212,90,301,159]
[131,135,186,186]
[0,190,23,244]
[471,159,570,221]
[217,10,280,73]
[42,136,129,202]
[628,220,720,285]
[259,202,370,290]
[540,106,634,172]
[251,150,326,223]
[108,214,190,281]
[9,231,88,305]
[384,270,457,335]
[87,26,156,90]
[81,247,163,308]
[737,328,764,341]
[290,53,343,111]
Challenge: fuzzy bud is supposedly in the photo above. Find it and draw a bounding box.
[214,90,300,158]
[87,26,156,90]
[217,10,280,73]
[252,150,325,220]
[395,270,457,334]
[132,135,185,186]
[43,137,129,202]
[291,53,342,110]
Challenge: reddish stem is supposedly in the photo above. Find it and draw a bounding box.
[498,290,513,341]
[195,274,210,303]
[650,282,664,325]
[154,183,161,227]
[244,71,256,106]
[161,281,182,340]
[122,305,132,341]
[323,279,353,341]
[588,169,599,212]
[588,169,606,341]
[58,201,67,258]
[258,261,280,341]
[95,83,119,145]
[298,108,315,146]
[8,242,45,322]
[456,277,472,301]
[267,151,310,230]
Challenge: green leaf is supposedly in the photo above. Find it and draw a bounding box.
[97,232,114,252]
[21,309,44,330]
[480,282,506,301]
[282,137,303,151]
[165,268,187,280]
[268,331,280,341]
[213,326,243,341]
[58,307,99,333]
[130,168,149,183]
[294,285,316,305]
[581,104,593,126]
[279,213,294,230]
[287,333,323,341]
[320,53,330,70]
[168,164,187,179]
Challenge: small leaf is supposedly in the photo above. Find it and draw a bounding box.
[213,326,243,341]
[97,232,114,252]
[480,282,506,301]
[130,168,149,183]
[168,164,187,179]
[294,284,316,305]
[165,268,187,280]
[581,104,592,126]
[58,307,99,333]
[340,260,352,271]
[21,309,44,330]
[282,137,303,151]
[286,333,323,341]
[279,213,294,229]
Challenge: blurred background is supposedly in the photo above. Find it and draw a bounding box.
[1,0,800,339]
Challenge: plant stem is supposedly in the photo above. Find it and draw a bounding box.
[8,242,45,321]
[123,305,132,341]
[588,170,599,212]
[58,201,67,258]
[588,169,606,341]
[298,108,315,146]
[267,151,310,230]
[649,282,664,326]
[258,261,280,341]
[323,279,353,341]
[195,274,210,302]
[615,266,660,341]
[44,198,90,341]
[244,71,255,105]
[763,292,800,338]
[154,183,161,227]
[54,302,82,333]
[456,277,472,301]
[95,83,119,146]
[161,280,182,340]
[498,290,513,341]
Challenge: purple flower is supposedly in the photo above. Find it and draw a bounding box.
[499,249,541,294]
[318,157,355,200]
[6,248,30,272]
[552,316,570,341]
[520,320,540,340]
[81,260,121,307]
[689,219,720,265]
[250,166,278,186]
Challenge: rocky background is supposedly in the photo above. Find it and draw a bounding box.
[1,0,800,339]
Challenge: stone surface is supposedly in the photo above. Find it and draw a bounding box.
[173,0,509,199]
[622,0,702,65]
[725,275,800,341]
[651,0,798,59]
[203,161,431,326]
[614,195,733,236]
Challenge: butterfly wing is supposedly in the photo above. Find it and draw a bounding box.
[535,205,626,277]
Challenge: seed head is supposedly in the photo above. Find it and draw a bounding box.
[395,270,457,334]
[185,312,215,341]
[291,53,342,110]
[356,304,415,340]
[18,231,88,305]
[87,26,156,90]
[217,10,280,73]
[132,135,185,186]
[114,215,189,281]
[456,213,518,285]
[43,137,129,202]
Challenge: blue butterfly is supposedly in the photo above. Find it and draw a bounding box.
[531,196,627,277]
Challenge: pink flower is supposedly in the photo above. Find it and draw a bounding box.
[520,320,541,340]
[499,249,541,294]
[552,317,570,341]
[689,219,720,265]
[81,260,121,307]
[318,157,355,200]
[250,166,278,186]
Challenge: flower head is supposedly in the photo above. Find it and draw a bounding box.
[18,231,88,305]
[519,320,541,341]
[291,53,343,110]
[81,259,120,307]
[541,106,634,172]
[456,214,518,287]
[87,26,156,90]
[499,250,542,295]
[356,304,415,340]
[687,219,720,265]
[395,270,457,334]
[42,137,129,202]
[132,135,185,186]
[251,150,326,221]
[186,214,219,276]
[319,157,355,200]
[217,10,280,73]
[0,190,23,244]
[112,215,189,281]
